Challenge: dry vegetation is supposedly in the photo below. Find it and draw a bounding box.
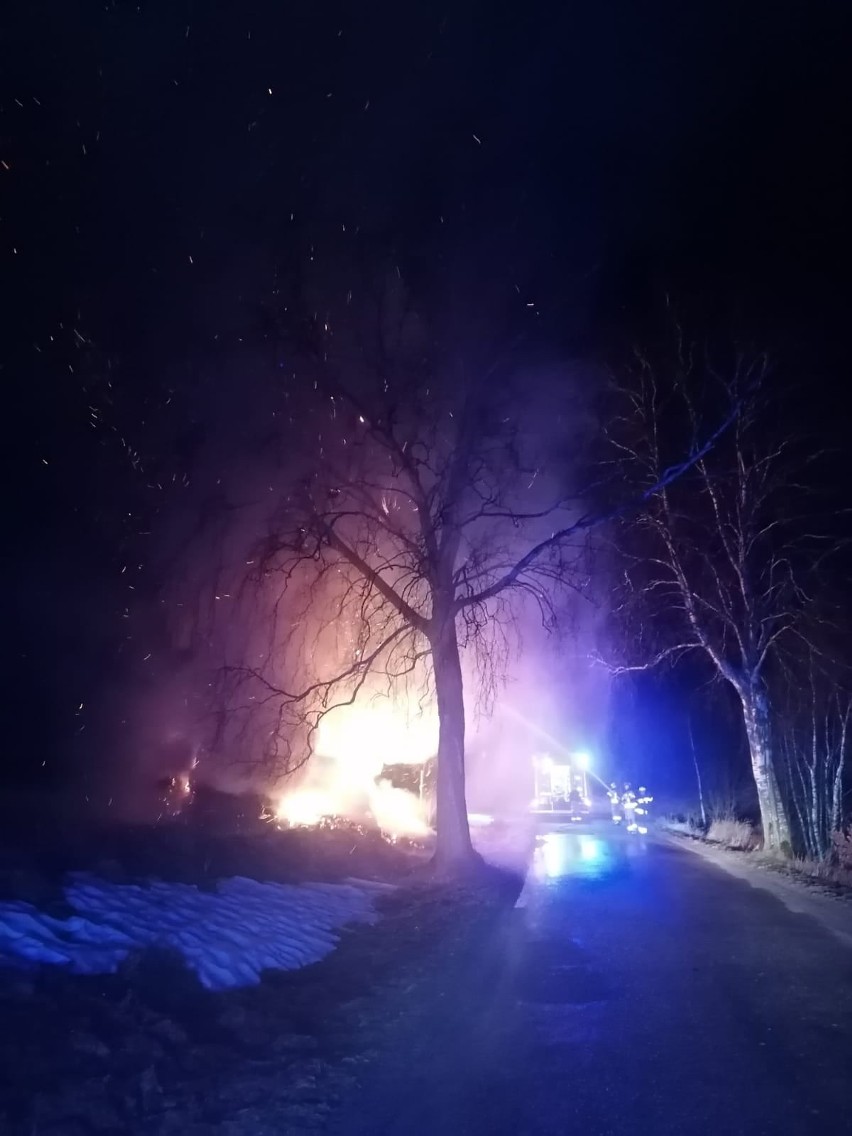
[659,812,759,850]
[661,811,852,892]
[705,818,759,851]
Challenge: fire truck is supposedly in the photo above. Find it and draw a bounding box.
[531,753,591,819]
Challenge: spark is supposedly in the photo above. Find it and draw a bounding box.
[472,133,481,144]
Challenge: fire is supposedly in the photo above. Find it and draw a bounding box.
[276,780,430,838]
[369,780,431,838]
[315,701,437,768]
[274,698,435,838]
[275,789,337,828]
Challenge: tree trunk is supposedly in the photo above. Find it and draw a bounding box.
[741,686,792,853]
[430,611,475,872]
[686,708,708,829]
[830,702,849,836]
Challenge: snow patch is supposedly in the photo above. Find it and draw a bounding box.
[0,873,383,989]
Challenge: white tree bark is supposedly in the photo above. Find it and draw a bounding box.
[606,348,822,855]
[740,685,791,851]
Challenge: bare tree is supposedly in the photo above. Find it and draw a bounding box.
[605,339,829,851]
[779,654,850,860]
[212,280,738,873]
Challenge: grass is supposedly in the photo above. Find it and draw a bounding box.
[757,848,852,891]
[705,817,759,851]
[659,816,704,838]
[661,810,852,894]
[659,810,759,851]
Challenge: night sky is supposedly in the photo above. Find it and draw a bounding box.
[3,0,851,795]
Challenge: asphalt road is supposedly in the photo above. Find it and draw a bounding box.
[332,823,852,1136]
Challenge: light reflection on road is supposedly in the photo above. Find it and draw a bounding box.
[532,826,645,883]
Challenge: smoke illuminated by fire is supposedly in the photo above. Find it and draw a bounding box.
[274,698,435,838]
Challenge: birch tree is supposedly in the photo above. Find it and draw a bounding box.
[779,654,850,860]
[606,343,822,851]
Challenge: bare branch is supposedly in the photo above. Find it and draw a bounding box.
[458,394,739,611]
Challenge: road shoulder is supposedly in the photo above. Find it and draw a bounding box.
[663,831,852,949]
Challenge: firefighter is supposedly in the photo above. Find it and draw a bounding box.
[607,782,622,824]
[622,782,638,831]
[567,786,587,821]
[634,786,653,833]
